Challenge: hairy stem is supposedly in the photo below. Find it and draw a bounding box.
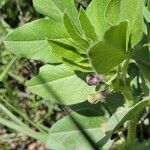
[121,53,133,106]
[126,117,137,150]
[121,53,137,148]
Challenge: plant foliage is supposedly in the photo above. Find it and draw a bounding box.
[3,0,150,149]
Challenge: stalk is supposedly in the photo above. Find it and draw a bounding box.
[0,97,48,133]
[121,53,137,149]
[126,117,137,150]
[0,56,19,82]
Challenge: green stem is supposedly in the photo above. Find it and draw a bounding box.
[0,117,47,142]
[122,53,131,83]
[8,71,25,83]
[0,97,48,133]
[121,53,133,106]
[0,56,19,82]
[120,53,137,148]
[126,117,137,150]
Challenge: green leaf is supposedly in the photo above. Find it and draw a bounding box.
[143,7,150,23]
[26,64,96,105]
[109,99,150,130]
[46,112,106,150]
[105,92,125,114]
[48,39,93,72]
[86,0,110,39]
[0,0,7,9]
[33,0,82,32]
[105,0,121,25]
[105,0,144,47]
[69,101,105,117]
[120,0,144,47]
[98,99,150,147]
[133,46,150,83]
[4,18,69,63]
[63,13,89,53]
[79,8,98,42]
[33,0,62,22]
[70,93,124,117]
[104,21,127,52]
[88,22,127,74]
[48,39,85,62]
[63,58,93,72]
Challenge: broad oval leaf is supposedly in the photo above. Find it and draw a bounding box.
[26,64,96,105]
[48,39,93,72]
[88,22,127,74]
[104,21,128,52]
[120,0,144,47]
[33,0,62,22]
[105,0,144,47]
[33,0,82,32]
[105,0,121,25]
[46,112,106,150]
[4,18,69,63]
[79,8,98,42]
[63,13,89,53]
[86,0,110,39]
[48,39,85,62]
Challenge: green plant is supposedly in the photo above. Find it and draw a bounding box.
[3,0,150,149]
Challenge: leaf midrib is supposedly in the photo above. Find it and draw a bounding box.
[27,73,75,87]
[50,128,103,135]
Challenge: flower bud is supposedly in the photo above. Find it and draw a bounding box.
[100,90,109,99]
[86,74,103,86]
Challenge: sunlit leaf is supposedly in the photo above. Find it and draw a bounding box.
[88,22,127,74]
[5,18,69,63]
[47,112,106,150]
[86,0,110,39]
[27,64,96,105]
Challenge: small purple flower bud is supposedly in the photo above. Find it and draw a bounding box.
[86,74,102,86]
[100,90,109,99]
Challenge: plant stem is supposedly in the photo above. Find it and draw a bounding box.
[0,117,47,142]
[0,96,48,133]
[121,53,133,106]
[0,56,19,82]
[126,117,137,150]
[122,54,131,81]
[120,53,137,149]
